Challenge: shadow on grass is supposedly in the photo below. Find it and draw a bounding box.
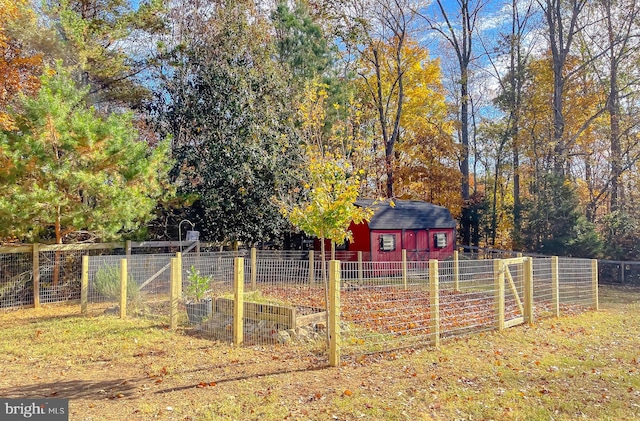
[153,363,331,395]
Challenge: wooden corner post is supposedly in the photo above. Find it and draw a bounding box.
[494,259,505,331]
[234,257,245,346]
[524,257,534,325]
[81,255,89,314]
[592,259,599,311]
[170,257,179,329]
[429,259,440,347]
[119,258,128,319]
[329,259,341,367]
[551,256,559,317]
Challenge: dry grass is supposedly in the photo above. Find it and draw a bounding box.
[0,285,639,420]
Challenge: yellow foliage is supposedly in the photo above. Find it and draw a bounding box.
[281,79,373,244]
[0,0,42,130]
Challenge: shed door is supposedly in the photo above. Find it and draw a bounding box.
[403,230,417,260]
[416,230,430,260]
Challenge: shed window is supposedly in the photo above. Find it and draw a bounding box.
[434,233,447,248]
[379,234,396,251]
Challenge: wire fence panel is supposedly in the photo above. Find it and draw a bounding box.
[39,250,89,304]
[1,247,125,311]
[127,254,175,320]
[558,258,595,309]
[87,255,125,305]
[253,258,311,287]
[183,254,327,351]
[598,260,640,285]
[250,256,325,347]
[532,257,555,318]
[339,260,432,355]
[182,252,236,295]
[0,251,34,309]
[445,260,499,337]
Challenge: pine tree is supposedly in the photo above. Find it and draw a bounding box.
[0,63,172,244]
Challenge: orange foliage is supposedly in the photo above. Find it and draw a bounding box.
[0,0,42,130]
[394,44,462,214]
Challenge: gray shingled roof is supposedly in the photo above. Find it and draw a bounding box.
[356,199,457,230]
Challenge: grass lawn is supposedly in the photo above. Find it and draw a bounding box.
[0,284,639,420]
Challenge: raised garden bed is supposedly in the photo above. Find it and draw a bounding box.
[197,297,326,344]
[214,297,325,330]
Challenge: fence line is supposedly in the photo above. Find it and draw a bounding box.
[74,249,597,365]
[2,245,598,364]
[0,241,199,310]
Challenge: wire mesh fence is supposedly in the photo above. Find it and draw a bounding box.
[3,245,599,363]
[532,257,556,318]
[598,260,640,285]
[0,245,124,310]
[558,257,596,308]
[0,249,34,309]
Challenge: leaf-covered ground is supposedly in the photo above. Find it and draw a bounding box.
[0,284,639,420]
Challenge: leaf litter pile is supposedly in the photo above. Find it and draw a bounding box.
[0,285,638,420]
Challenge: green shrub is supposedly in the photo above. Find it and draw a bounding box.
[94,265,140,304]
[185,266,211,302]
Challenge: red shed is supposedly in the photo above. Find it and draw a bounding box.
[344,199,456,261]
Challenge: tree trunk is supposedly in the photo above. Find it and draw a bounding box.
[321,237,330,346]
[460,57,472,246]
[605,0,622,212]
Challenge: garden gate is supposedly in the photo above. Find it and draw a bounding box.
[495,256,533,329]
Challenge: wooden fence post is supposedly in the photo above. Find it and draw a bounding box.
[81,256,89,314]
[32,243,40,308]
[119,258,127,319]
[234,257,245,346]
[329,259,341,367]
[251,247,257,291]
[453,250,460,292]
[552,256,560,317]
[494,259,505,331]
[402,249,408,290]
[592,259,599,311]
[309,250,315,286]
[429,259,440,347]
[176,252,182,298]
[357,251,363,283]
[170,257,179,330]
[126,240,132,257]
[524,257,534,325]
